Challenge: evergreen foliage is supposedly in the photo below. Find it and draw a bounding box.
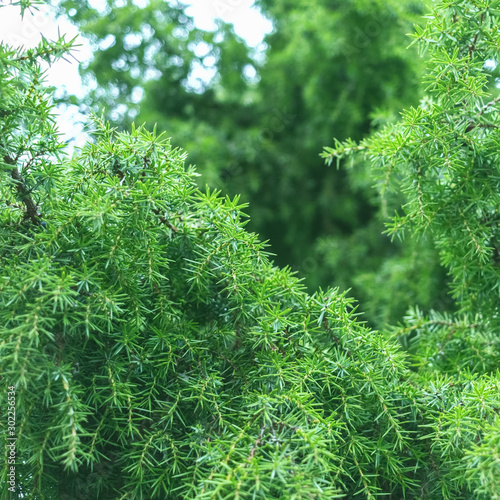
[1,1,500,499]
[53,0,434,328]
[322,1,500,495]
[324,0,500,340]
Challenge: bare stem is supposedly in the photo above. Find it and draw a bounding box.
[4,155,40,224]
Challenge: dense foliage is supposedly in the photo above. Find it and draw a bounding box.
[53,0,440,328]
[1,1,500,499]
[324,0,500,350]
[322,2,500,493]
[0,14,416,498]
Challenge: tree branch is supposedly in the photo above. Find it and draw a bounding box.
[3,155,40,224]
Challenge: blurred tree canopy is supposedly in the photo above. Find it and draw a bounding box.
[54,0,443,329]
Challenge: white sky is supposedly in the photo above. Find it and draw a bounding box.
[0,0,272,149]
[0,4,90,96]
[183,0,272,46]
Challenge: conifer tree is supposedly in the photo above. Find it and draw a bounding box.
[324,0,500,366]
[1,1,500,499]
[324,1,500,497]
[53,0,428,315]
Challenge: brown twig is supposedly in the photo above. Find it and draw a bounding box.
[152,207,178,232]
[4,155,40,224]
[469,13,484,57]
